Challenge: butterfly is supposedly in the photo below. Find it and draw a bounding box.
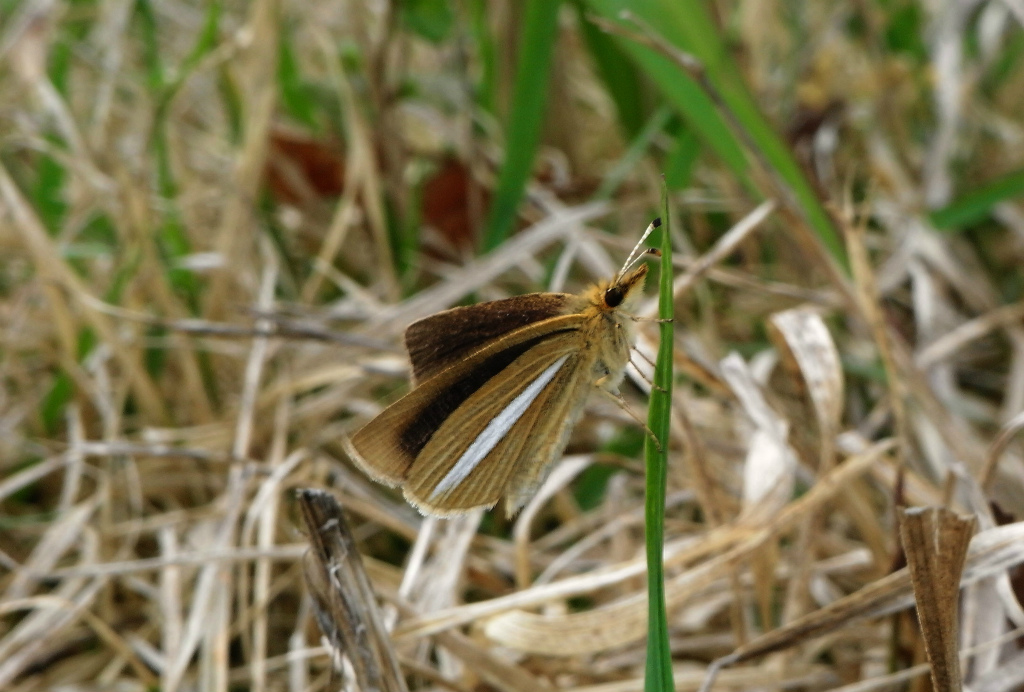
[344,219,661,516]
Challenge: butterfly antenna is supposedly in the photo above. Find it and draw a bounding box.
[616,217,662,281]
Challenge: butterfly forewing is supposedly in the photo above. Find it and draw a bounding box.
[403,332,585,514]
[347,313,585,489]
[405,293,571,383]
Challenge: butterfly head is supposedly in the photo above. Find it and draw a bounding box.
[603,216,660,310]
[602,264,647,312]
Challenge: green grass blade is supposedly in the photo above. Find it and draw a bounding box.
[32,7,88,235]
[644,184,674,692]
[400,0,454,44]
[33,145,68,235]
[181,1,222,74]
[929,168,1024,231]
[278,26,319,130]
[575,1,648,139]
[664,127,700,190]
[135,0,166,90]
[469,0,498,115]
[585,0,846,266]
[594,105,673,200]
[585,0,748,179]
[481,0,561,252]
[135,0,227,311]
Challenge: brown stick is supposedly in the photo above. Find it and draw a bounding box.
[298,489,409,692]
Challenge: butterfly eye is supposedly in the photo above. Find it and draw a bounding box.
[604,286,624,307]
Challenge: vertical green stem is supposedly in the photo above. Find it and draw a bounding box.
[644,182,675,691]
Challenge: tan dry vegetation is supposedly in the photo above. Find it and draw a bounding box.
[2,2,1024,691]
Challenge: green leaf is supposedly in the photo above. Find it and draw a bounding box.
[573,464,619,510]
[594,105,674,200]
[181,1,222,75]
[278,27,319,129]
[929,168,1024,231]
[576,428,646,509]
[584,0,846,267]
[135,0,166,90]
[217,67,243,143]
[575,1,649,139]
[401,0,454,44]
[884,2,926,59]
[481,0,562,252]
[469,0,498,114]
[33,148,68,235]
[40,372,74,436]
[35,1,95,235]
[152,116,201,311]
[585,0,748,178]
[39,328,97,435]
[392,178,422,290]
[664,127,700,190]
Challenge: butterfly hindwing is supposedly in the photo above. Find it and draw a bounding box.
[347,314,584,489]
[502,363,592,514]
[402,332,586,514]
[455,350,590,516]
[404,293,572,383]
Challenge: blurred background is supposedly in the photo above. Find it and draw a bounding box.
[3,1,1024,690]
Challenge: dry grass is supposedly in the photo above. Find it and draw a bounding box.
[3,2,1024,691]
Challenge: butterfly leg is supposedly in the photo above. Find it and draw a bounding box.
[595,386,663,452]
[628,357,668,393]
[630,316,674,323]
[630,348,671,391]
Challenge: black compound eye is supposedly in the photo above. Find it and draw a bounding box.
[604,286,624,307]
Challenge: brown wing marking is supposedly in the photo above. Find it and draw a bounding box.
[404,293,572,383]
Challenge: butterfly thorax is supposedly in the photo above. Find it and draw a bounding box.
[563,264,647,392]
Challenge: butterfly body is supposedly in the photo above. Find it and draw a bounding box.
[346,261,650,517]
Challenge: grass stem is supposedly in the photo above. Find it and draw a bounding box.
[644,180,675,691]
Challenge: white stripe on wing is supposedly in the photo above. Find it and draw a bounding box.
[430,354,570,500]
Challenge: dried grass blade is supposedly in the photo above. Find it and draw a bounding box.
[428,629,554,692]
[0,582,108,686]
[980,409,1024,491]
[0,161,166,421]
[372,201,609,335]
[514,455,592,588]
[844,216,911,459]
[483,440,894,656]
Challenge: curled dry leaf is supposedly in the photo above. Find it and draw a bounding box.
[899,506,976,692]
[767,307,845,443]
